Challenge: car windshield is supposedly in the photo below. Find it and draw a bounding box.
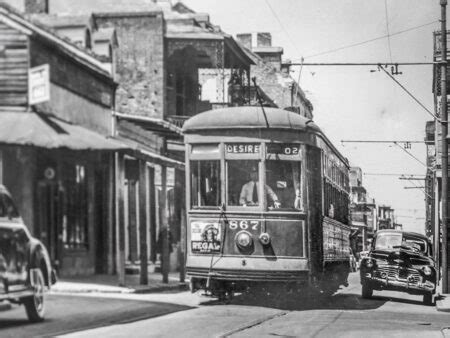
[374,233,402,250]
[374,233,427,253]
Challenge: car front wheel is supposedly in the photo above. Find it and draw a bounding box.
[361,281,373,299]
[23,268,45,322]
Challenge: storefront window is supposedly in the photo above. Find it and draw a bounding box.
[190,160,220,208]
[63,164,89,249]
[266,160,301,210]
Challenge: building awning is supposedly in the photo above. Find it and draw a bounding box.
[115,136,185,170]
[0,111,127,150]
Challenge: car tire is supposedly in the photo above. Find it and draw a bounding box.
[23,268,45,322]
[361,282,373,299]
[423,293,434,306]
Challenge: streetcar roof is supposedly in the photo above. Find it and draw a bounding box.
[183,106,349,167]
[182,106,320,133]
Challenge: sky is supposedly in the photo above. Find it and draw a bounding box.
[181,0,440,234]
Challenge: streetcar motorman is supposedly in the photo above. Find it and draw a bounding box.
[239,167,281,208]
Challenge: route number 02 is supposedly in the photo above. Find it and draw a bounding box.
[229,220,259,231]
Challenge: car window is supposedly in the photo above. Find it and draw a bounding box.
[374,233,402,250]
[402,236,427,254]
[0,193,19,219]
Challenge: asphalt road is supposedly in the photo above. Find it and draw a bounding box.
[0,294,192,338]
[60,273,450,338]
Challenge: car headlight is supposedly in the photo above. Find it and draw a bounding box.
[366,259,374,268]
[423,266,432,276]
[235,231,253,249]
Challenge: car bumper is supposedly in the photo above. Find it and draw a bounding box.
[362,273,435,293]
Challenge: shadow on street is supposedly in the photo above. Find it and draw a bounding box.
[202,285,388,311]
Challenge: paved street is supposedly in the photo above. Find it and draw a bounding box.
[0,294,192,338]
[53,273,450,338]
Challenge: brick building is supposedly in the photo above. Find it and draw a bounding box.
[349,167,377,253]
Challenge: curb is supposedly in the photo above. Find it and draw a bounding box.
[436,300,450,312]
[50,282,188,295]
[0,302,12,312]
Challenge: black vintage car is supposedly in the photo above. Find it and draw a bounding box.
[0,185,56,321]
[360,230,436,305]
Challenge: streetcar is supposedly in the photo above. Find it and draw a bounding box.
[182,106,351,298]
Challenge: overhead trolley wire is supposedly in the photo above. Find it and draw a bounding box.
[290,20,438,60]
[264,0,302,56]
[384,0,393,63]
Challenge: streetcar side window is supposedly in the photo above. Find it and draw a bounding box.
[190,160,221,208]
[266,160,302,210]
[227,160,260,206]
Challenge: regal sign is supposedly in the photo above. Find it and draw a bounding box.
[191,221,221,254]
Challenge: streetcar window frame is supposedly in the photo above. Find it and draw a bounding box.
[189,159,221,209]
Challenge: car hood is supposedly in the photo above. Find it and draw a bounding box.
[370,247,433,267]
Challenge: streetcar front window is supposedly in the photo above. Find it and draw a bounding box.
[266,160,302,210]
[227,160,260,206]
[190,160,221,208]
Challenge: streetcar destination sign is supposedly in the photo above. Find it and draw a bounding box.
[226,143,260,154]
[267,143,301,155]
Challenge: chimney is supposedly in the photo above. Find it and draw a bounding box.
[236,33,252,50]
[24,0,49,13]
[257,32,271,47]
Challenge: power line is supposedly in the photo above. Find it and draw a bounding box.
[364,173,425,176]
[384,0,393,63]
[290,62,434,66]
[291,20,438,60]
[264,0,301,56]
[392,141,427,167]
[341,140,425,143]
[378,65,439,121]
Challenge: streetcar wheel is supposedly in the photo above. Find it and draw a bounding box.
[361,282,373,299]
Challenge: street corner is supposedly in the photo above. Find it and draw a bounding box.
[436,294,450,312]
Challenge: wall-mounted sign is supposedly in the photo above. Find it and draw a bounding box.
[267,143,300,155]
[226,144,260,154]
[29,64,50,105]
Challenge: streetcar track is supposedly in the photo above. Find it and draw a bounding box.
[218,310,289,337]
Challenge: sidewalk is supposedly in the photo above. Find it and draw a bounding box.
[50,272,188,294]
[436,294,450,312]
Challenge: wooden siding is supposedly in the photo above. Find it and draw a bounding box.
[0,21,28,107]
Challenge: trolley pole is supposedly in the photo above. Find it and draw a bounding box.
[440,0,449,294]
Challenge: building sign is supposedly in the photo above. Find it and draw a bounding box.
[267,143,301,155]
[226,143,260,154]
[191,221,221,253]
[29,64,50,105]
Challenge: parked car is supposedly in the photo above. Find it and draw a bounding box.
[360,230,436,305]
[0,185,56,321]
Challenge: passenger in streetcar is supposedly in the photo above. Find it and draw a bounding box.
[239,167,281,208]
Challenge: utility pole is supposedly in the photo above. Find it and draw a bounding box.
[441,0,448,293]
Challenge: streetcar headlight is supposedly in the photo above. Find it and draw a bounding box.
[235,231,253,248]
[423,266,432,276]
[259,232,271,246]
[365,259,374,268]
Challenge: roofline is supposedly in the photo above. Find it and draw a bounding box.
[92,11,162,18]
[0,4,113,81]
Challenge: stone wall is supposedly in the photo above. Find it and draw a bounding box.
[93,13,165,118]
